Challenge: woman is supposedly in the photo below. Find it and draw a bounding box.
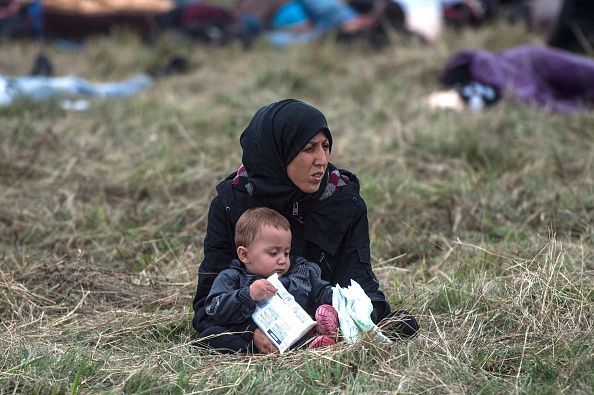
[192,99,418,353]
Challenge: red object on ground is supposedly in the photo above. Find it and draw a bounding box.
[308,335,336,349]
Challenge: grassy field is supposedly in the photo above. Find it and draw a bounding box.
[1,22,593,394]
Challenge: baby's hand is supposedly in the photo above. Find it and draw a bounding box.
[249,279,277,301]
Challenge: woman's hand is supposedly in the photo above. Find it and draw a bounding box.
[249,279,277,301]
[253,328,278,354]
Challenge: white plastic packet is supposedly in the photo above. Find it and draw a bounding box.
[332,285,360,344]
[332,280,392,344]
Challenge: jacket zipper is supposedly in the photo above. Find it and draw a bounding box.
[319,251,332,274]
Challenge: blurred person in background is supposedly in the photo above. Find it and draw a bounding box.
[233,0,388,48]
[546,0,594,54]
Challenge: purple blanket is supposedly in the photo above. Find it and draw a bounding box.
[440,45,594,112]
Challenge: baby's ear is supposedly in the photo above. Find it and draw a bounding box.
[237,246,249,264]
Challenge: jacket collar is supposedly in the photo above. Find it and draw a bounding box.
[218,170,360,256]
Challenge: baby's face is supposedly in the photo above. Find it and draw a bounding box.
[243,225,291,278]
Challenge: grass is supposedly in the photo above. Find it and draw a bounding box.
[1,21,593,394]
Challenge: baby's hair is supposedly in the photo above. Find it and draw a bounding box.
[235,207,290,248]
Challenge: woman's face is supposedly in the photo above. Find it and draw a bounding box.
[286,131,330,193]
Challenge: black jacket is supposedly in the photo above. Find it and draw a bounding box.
[205,257,333,326]
[192,169,390,333]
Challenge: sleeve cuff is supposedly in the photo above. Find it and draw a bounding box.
[238,286,257,308]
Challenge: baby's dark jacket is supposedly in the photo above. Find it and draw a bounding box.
[205,256,333,326]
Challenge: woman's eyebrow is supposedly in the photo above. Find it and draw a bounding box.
[308,138,327,145]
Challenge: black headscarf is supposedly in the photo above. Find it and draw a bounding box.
[240,99,333,212]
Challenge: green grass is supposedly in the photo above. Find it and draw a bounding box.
[1,23,593,394]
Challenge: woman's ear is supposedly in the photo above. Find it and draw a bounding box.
[237,246,249,264]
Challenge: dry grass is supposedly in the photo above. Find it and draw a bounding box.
[1,21,593,394]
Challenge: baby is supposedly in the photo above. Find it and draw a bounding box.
[202,207,339,353]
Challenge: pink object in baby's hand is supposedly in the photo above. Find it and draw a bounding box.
[315,304,339,336]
